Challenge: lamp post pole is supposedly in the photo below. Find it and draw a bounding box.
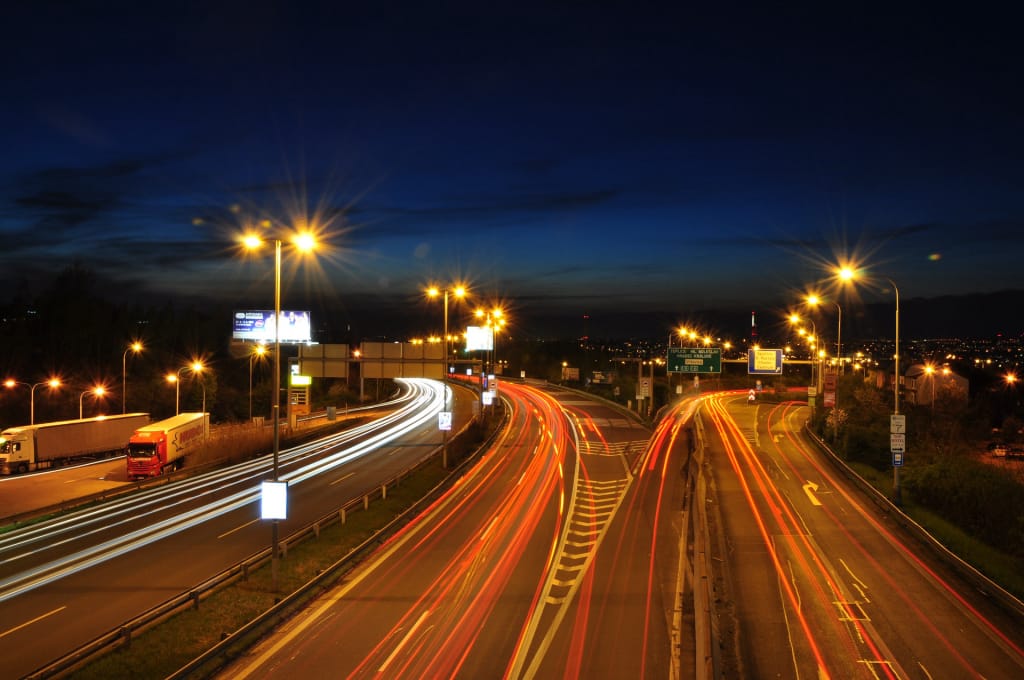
[30,380,59,425]
[80,388,104,419]
[807,319,818,400]
[835,303,842,375]
[888,278,902,505]
[442,288,450,469]
[122,342,142,414]
[428,285,466,469]
[271,238,282,588]
[174,367,187,415]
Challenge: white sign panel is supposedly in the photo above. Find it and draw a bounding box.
[890,414,906,433]
[890,433,906,455]
[438,412,452,431]
[260,480,288,520]
[465,325,494,351]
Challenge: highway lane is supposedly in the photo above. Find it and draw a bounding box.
[0,379,462,679]
[0,401,404,521]
[703,392,1024,678]
[218,381,663,680]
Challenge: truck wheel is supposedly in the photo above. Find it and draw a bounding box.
[17,462,29,474]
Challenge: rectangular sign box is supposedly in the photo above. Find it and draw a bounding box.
[667,347,722,374]
[748,348,783,375]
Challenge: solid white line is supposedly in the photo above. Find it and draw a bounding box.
[329,472,356,486]
[0,606,66,640]
[218,518,259,539]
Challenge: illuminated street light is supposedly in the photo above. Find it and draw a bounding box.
[79,386,107,419]
[806,294,842,373]
[427,284,468,470]
[474,306,507,376]
[838,265,902,504]
[20,378,62,425]
[167,361,205,416]
[426,284,468,377]
[122,341,143,414]
[6,378,61,425]
[243,228,319,591]
[788,313,818,397]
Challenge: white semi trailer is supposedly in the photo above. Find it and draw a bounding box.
[0,413,150,475]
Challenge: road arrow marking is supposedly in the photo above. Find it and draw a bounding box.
[803,481,822,506]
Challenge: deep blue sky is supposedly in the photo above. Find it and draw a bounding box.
[2,2,1022,339]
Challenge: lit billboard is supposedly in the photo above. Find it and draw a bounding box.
[233,310,312,343]
[465,325,493,351]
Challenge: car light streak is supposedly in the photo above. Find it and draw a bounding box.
[0,381,430,559]
[767,401,1024,667]
[0,379,445,604]
[705,394,838,676]
[332,381,570,679]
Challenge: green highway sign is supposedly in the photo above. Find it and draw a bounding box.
[667,347,722,374]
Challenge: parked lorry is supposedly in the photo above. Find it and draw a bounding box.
[0,413,150,475]
[126,412,209,479]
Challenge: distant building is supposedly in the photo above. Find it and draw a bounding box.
[905,364,969,407]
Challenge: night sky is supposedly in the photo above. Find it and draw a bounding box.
[2,3,1022,339]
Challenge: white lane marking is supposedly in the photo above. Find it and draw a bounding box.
[218,518,259,539]
[0,606,66,640]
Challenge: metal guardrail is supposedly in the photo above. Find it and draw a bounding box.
[804,425,1024,622]
[25,396,507,680]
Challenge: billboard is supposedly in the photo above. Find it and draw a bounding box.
[233,310,311,343]
[465,325,494,351]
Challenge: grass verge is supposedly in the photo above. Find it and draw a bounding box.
[848,461,1024,599]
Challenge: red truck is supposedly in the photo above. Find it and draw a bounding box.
[126,412,209,479]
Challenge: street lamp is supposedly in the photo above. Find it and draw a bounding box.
[427,285,468,470]
[839,266,902,503]
[22,378,61,425]
[244,229,318,590]
[80,386,106,419]
[249,343,269,421]
[167,361,204,415]
[426,284,468,378]
[122,341,143,414]
[788,313,818,397]
[806,295,842,373]
[474,306,506,375]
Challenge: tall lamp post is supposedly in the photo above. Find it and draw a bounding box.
[474,306,506,376]
[788,314,818,399]
[839,267,902,504]
[244,230,317,590]
[122,341,143,414]
[167,362,204,415]
[427,284,468,469]
[806,295,842,374]
[5,379,61,425]
[30,379,61,425]
[80,386,106,419]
